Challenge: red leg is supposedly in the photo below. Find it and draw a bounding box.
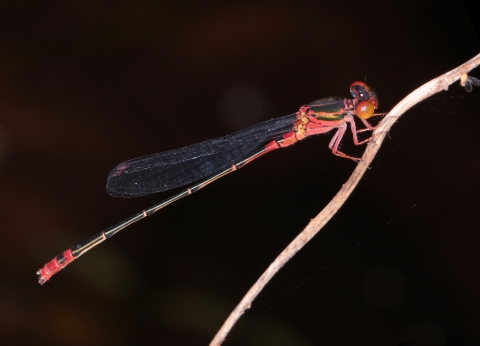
[345,115,372,146]
[330,124,361,162]
[328,126,342,149]
[357,118,375,132]
[357,112,387,132]
[357,113,387,133]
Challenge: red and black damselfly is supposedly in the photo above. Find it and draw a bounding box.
[37,81,384,284]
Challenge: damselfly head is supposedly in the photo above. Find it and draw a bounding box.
[350,81,379,109]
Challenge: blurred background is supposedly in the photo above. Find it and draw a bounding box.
[1,1,479,345]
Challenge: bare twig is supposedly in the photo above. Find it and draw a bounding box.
[210,53,480,346]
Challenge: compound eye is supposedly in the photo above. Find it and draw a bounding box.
[355,101,375,119]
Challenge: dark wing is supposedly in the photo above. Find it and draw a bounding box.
[106,113,297,197]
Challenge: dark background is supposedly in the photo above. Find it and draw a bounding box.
[1,1,479,345]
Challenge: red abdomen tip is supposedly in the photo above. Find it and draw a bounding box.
[37,250,75,285]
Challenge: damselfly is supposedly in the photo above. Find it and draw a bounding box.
[37,81,384,284]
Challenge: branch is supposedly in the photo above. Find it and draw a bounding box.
[209,52,480,346]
